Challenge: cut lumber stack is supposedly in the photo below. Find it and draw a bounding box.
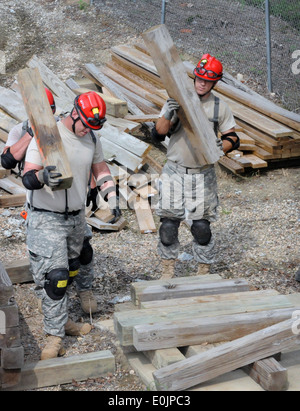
[82,39,300,174]
[113,275,300,391]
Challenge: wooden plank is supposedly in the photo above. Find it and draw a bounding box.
[105,115,141,133]
[135,278,249,305]
[0,193,26,207]
[218,92,296,138]
[106,60,160,95]
[131,274,222,305]
[86,215,127,231]
[0,129,8,143]
[115,289,296,348]
[152,317,300,391]
[0,177,26,195]
[8,350,115,391]
[218,156,244,174]
[0,109,18,132]
[133,306,297,351]
[100,137,144,173]
[0,87,27,122]
[85,63,144,115]
[215,79,300,132]
[242,154,268,168]
[243,357,288,391]
[4,258,33,284]
[27,55,75,112]
[125,113,160,122]
[100,122,151,158]
[17,67,73,190]
[133,196,157,233]
[140,289,279,309]
[110,53,164,89]
[142,24,220,166]
[144,348,185,369]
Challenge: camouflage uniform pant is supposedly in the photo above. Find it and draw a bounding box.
[156,161,219,264]
[26,209,91,337]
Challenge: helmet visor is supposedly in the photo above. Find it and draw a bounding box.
[195,67,221,79]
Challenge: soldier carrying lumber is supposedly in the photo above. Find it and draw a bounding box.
[22,91,120,360]
[1,89,102,317]
[151,54,240,279]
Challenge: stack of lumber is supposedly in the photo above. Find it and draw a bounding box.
[82,41,300,174]
[113,275,300,391]
[0,56,160,234]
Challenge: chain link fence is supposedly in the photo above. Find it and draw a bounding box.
[95,0,300,113]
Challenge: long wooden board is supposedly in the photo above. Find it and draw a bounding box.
[17,67,73,190]
[142,24,221,166]
[152,317,300,391]
[8,350,115,391]
[133,307,298,351]
[114,293,293,347]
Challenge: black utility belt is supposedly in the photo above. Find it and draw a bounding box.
[27,204,81,216]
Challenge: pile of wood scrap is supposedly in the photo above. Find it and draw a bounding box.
[0,56,160,233]
[113,275,300,391]
[82,41,300,174]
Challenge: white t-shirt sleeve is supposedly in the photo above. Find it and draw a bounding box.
[218,101,237,133]
[24,137,43,166]
[93,138,104,164]
[5,123,24,148]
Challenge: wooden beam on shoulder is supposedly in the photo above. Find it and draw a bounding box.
[142,25,221,166]
[17,67,73,191]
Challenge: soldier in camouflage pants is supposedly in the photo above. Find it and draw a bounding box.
[151,54,239,278]
[26,209,87,337]
[156,161,219,266]
[22,91,120,360]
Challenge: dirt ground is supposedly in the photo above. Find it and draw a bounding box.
[0,0,299,391]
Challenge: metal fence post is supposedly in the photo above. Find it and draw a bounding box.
[161,0,167,24]
[265,0,272,92]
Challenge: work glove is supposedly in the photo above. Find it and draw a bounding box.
[86,187,98,211]
[38,166,62,188]
[108,195,122,224]
[163,98,180,121]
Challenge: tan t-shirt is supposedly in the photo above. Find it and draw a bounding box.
[25,121,104,212]
[161,92,236,168]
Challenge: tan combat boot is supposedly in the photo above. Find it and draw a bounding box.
[160,259,175,280]
[65,319,92,336]
[197,263,211,275]
[41,335,65,360]
[78,290,97,314]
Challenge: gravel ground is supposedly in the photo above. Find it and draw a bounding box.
[0,0,299,391]
[1,160,299,390]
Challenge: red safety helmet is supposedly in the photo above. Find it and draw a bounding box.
[45,87,56,114]
[194,54,223,82]
[74,91,107,130]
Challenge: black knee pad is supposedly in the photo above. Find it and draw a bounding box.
[68,257,80,284]
[44,268,69,300]
[191,219,211,245]
[159,218,180,246]
[1,148,18,169]
[79,238,93,265]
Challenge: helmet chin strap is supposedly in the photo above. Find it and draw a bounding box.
[70,110,80,133]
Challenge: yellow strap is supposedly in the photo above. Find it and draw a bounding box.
[69,270,79,278]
